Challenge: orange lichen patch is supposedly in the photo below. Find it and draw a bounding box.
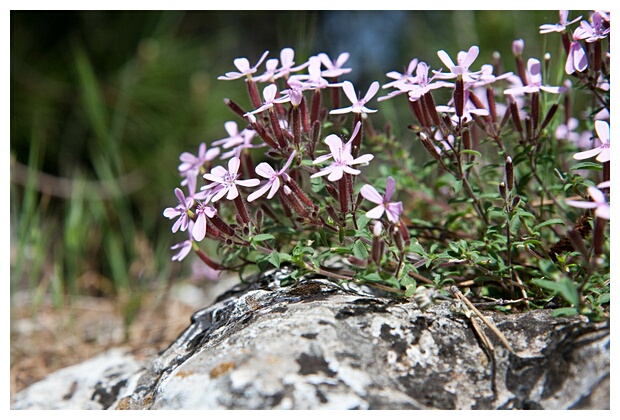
[210,362,236,378]
[176,370,195,379]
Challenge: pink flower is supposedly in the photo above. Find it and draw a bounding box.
[275,47,309,80]
[192,201,217,242]
[178,142,220,177]
[203,156,260,202]
[288,56,333,90]
[360,176,403,223]
[247,151,296,202]
[217,51,269,81]
[573,120,610,162]
[330,80,380,115]
[566,182,610,220]
[406,62,451,101]
[318,52,352,78]
[435,46,482,83]
[503,58,567,96]
[311,129,374,181]
[573,11,609,43]
[212,121,262,160]
[253,58,279,83]
[163,187,193,233]
[539,10,582,34]
[565,38,587,74]
[382,58,418,89]
[244,84,291,116]
[171,238,193,261]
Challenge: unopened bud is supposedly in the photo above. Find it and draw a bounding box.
[539,103,559,132]
[509,99,523,133]
[224,98,248,119]
[531,91,540,131]
[372,220,383,237]
[454,76,465,118]
[462,128,471,150]
[393,226,405,252]
[512,39,524,57]
[419,132,441,161]
[511,195,521,208]
[505,156,514,191]
[499,182,507,200]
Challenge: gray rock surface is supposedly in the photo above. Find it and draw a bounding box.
[12,268,610,409]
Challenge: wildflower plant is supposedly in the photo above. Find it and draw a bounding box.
[163,10,610,320]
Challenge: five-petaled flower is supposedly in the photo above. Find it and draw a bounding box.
[573,11,610,43]
[192,201,217,242]
[311,128,374,181]
[163,187,194,233]
[573,120,610,162]
[318,52,352,78]
[539,10,582,34]
[566,181,610,220]
[217,51,270,81]
[360,176,403,223]
[435,46,482,83]
[178,142,220,178]
[503,58,567,96]
[247,151,297,202]
[203,156,260,202]
[244,84,291,115]
[330,81,380,115]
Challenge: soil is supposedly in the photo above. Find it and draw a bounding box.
[9,276,239,404]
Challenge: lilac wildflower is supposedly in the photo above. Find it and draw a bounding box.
[171,237,193,262]
[203,156,260,202]
[360,176,403,223]
[318,52,352,78]
[573,11,610,42]
[573,120,610,162]
[330,81,380,115]
[163,187,193,233]
[566,182,610,220]
[217,51,270,81]
[311,131,374,182]
[503,58,567,95]
[244,84,291,116]
[406,62,451,101]
[288,56,332,90]
[253,58,279,83]
[247,151,296,202]
[382,58,418,89]
[435,46,482,83]
[539,10,582,34]
[192,200,217,242]
[274,47,309,80]
[178,142,220,177]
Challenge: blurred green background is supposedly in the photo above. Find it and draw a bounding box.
[10,10,572,315]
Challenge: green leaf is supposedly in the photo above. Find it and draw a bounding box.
[267,251,281,268]
[460,149,482,157]
[352,241,369,260]
[570,162,603,172]
[534,218,565,231]
[251,233,275,243]
[452,179,463,194]
[552,307,579,317]
[533,277,580,306]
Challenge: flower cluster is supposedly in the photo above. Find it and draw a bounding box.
[163,10,609,318]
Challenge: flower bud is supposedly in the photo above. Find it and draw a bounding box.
[224,98,248,119]
[539,103,559,132]
[419,132,441,161]
[505,156,514,191]
[454,75,465,118]
[499,181,507,200]
[509,99,523,133]
[511,195,521,208]
[372,220,383,237]
[512,39,524,57]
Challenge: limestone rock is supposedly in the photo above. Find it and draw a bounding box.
[12,268,610,409]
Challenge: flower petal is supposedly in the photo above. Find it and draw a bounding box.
[341,81,358,104]
[247,181,272,202]
[255,162,276,179]
[573,147,602,160]
[385,177,396,201]
[360,184,383,204]
[365,204,385,220]
[193,214,206,242]
[595,120,610,143]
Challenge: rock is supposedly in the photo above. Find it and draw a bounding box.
[12,268,610,409]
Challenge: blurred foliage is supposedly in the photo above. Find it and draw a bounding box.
[10,10,583,318]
